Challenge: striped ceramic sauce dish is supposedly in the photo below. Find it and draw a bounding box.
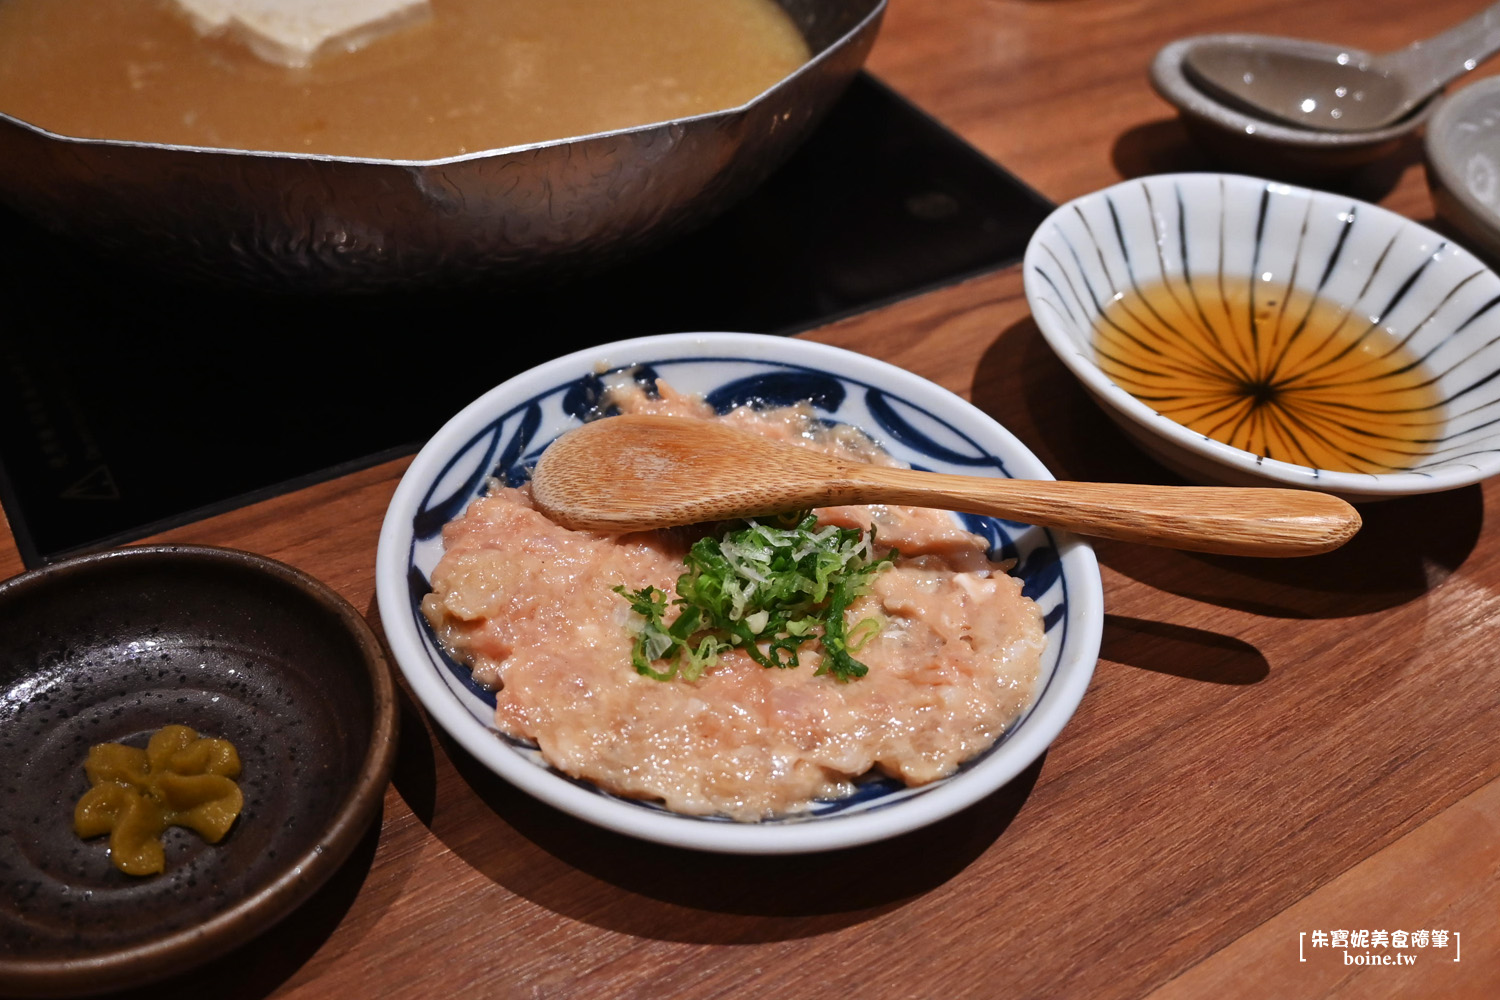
[1023,173,1500,500]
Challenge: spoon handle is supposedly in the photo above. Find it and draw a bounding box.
[1382,1,1500,93]
[838,466,1360,557]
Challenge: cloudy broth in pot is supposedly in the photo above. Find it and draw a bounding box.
[1092,276,1446,474]
[0,0,810,159]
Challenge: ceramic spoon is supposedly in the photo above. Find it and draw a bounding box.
[528,415,1362,557]
[1181,3,1500,132]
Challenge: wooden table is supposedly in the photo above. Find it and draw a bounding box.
[5,1,1497,996]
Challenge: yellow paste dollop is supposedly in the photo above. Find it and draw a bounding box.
[74,724,244,875]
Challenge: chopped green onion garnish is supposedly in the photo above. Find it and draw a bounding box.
[615,513,895,683]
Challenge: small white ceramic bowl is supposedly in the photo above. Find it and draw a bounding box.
[375,332,1102,854]
[1425,76,1500,264]
[1023,173,1500,499]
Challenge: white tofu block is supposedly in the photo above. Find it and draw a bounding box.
[172,0,431,68]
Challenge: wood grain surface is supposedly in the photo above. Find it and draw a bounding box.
[3,1,1498,998]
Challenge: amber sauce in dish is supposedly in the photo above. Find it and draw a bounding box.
[0,0,810,159]
[1093,276,1446,474]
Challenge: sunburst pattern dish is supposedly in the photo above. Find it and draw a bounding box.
[1023,173,1500,499]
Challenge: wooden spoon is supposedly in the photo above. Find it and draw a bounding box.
[528,415,1362,557]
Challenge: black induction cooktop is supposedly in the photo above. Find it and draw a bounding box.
[0,73,1052,567]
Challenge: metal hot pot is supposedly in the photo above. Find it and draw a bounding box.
[0,0,885,291]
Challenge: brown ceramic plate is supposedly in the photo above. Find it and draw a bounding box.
[0,545,398,998]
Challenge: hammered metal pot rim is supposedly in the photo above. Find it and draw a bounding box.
[0,0,886,167]
[0,0,886,290]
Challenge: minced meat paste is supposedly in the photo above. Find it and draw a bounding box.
[422,382,1045,819]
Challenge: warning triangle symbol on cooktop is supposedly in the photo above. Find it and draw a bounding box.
[60,465,121,501]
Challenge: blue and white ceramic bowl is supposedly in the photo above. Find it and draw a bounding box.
[1024,173,1500,499]
[375,332,1103,853]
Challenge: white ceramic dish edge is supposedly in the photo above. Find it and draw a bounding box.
[1424,78,1500,264]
